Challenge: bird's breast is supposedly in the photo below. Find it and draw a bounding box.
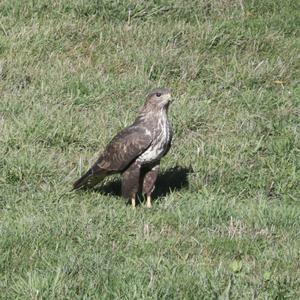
[137,112,171,164]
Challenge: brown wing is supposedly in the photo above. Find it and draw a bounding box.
[73,125,152,190]
[95,125,152,172]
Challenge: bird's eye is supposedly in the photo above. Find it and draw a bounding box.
[156,93,162,97]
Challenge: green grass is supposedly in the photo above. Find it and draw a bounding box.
[0,0,299,298]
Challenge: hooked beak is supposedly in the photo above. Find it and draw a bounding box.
[166,93,172,103]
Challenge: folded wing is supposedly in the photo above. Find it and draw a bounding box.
[73,126,152,190]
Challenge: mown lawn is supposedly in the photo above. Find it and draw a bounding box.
[0,0,299,299]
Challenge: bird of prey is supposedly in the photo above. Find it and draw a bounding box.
[73,88,173,208]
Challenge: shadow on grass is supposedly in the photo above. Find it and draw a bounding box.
[95,165,191,201]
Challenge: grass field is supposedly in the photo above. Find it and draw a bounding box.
[0,0,299,298]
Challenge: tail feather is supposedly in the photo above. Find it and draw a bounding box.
[73,166,107,190]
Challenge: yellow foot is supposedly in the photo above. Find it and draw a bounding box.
[146,195,152,208]
[131,197,136,209]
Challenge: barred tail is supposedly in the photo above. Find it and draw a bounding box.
[73,166,107,190]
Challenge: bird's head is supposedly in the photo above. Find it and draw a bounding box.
[145,88,172,111]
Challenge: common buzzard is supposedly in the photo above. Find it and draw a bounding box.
[73,88,173,208]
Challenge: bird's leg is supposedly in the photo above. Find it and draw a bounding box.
[146,195,152,208]
[142,163,160,208]
[131,196,136,208]
[121,162,141,207]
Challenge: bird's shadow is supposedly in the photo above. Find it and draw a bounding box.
[95,165,191,201]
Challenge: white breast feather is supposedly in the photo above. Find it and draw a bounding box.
[137,111,170,164]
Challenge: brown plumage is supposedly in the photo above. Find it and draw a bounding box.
[73,88,173,207]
